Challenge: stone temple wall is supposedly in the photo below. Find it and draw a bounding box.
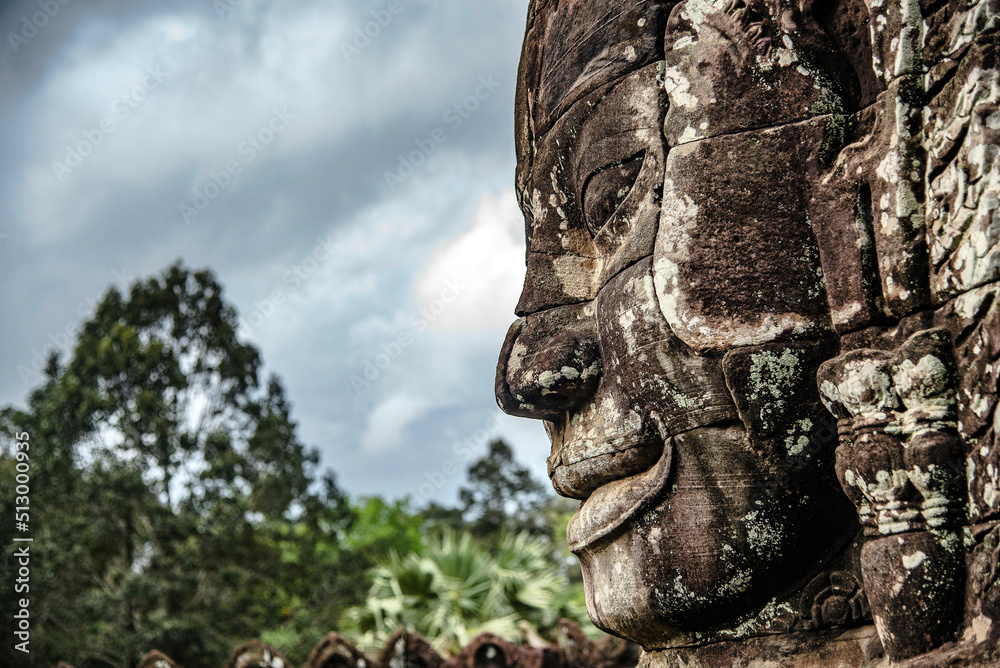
[55,621,640,668]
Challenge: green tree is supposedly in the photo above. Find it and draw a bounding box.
[258,495,426,659]
[420,501,466,534]
[0,263,345,668]
[457,440,550,540]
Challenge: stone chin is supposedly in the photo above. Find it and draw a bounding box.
[564,423,858,649]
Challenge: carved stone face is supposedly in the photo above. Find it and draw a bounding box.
[496,0,862,648]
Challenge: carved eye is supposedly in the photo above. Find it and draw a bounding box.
[581,152,645,237]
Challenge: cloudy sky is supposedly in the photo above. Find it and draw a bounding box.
[0,0,549,504]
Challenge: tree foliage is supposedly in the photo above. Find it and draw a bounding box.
[0,262,598,668]
[342,530,589,656]
[0,263,348,668]
[457,440,550,540]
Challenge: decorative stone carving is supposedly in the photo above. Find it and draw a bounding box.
[223,640,292,668]
[136,651,180,668]
[817,329,966,659]
[453,633,566,668]
[497,0,1000,665]
[308,631,374,668]
[798,570,869,631]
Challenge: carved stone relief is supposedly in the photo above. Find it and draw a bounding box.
[497,0,1000,665]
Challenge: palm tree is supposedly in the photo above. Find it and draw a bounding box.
[342,530,590,655]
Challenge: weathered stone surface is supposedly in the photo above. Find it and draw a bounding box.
[816,328,968,659]
[934,283,1000,525]
[864,0,925,85]
[923,0,1000,72]
[516,62,667,312]
[224,640,294,668]
[811,77,931,325]
[515,1,675,242]
[497,0,1000,665]
[661,0,856,146]
[815,0,886,108]
[862,530,965,660]
[496,303,601,421]
[653,118,833,353]
[926,40,1000,302]
[136,651,180,668]
[638,625,882,667]
[516,253,600,315]
[452,633,566,668]
[966,522,1000,638]
[808,106,886,334]
[306,631,374,668]
[722,339,839,465]
[516,1,674,144]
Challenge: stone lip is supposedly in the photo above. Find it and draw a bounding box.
[566,440,674,552]
[549,417,665,499]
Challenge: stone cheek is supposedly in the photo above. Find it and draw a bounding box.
[595,258,736,438]
[653,118,833,354]
[546,258,738,500]
[575,423,854,650]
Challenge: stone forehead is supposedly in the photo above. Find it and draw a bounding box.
[515,0,674,171]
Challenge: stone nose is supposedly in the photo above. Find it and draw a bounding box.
[495,303,602,421]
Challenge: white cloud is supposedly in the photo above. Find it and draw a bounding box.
[415,188,524,332]
[361,391,439,453]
